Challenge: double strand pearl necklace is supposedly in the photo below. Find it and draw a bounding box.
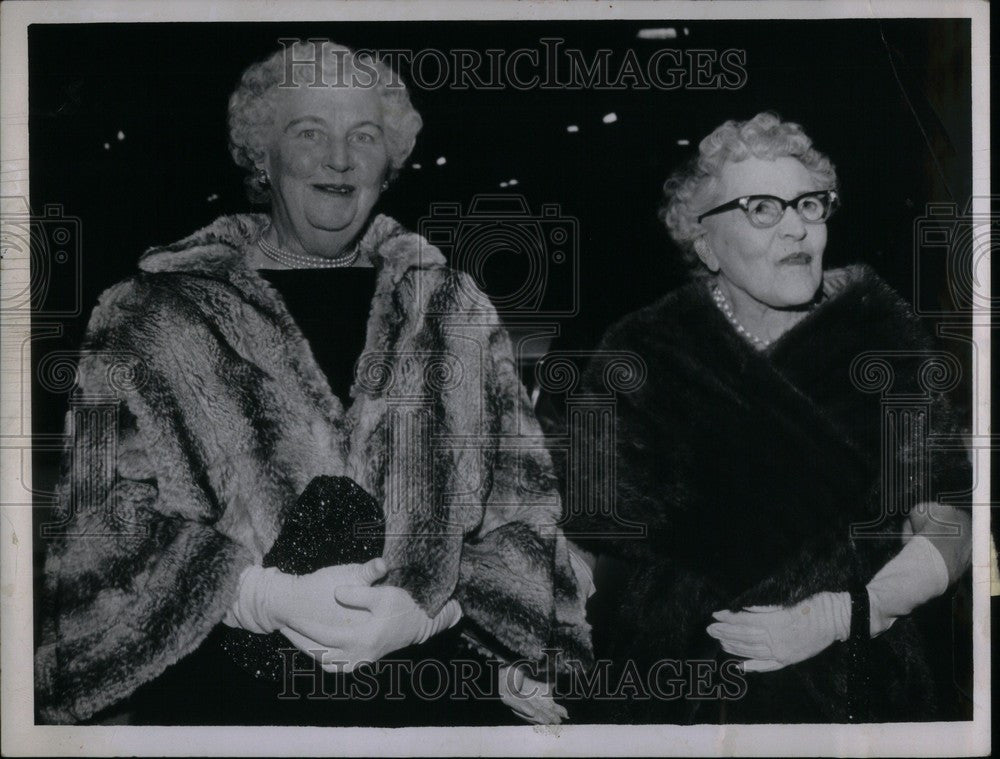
[256,225,360,269]
[710,282,771,350]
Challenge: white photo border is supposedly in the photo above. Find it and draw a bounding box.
[0,0,990,756]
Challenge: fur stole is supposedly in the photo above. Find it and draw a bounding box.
[571,265,968,722]
[35,213,592,723]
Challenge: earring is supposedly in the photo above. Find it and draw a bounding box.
[693,237,719,274]
[257,168,270,188]
[381,179,390,192]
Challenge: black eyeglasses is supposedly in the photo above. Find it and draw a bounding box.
[697,190,839,228]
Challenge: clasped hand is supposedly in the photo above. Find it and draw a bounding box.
[705,511,957,673]
[243,557,462,673]
[706,591,850,673]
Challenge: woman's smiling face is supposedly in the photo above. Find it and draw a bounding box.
[697,156,828,309]
[264,81,389,249]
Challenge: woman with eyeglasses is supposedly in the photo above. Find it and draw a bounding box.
[565,112,971,723]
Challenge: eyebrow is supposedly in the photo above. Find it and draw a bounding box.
[283,117,385,133]
[745,189,822,198]
[284,116,326,132]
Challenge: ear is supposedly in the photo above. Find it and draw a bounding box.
[255,145,275,176]
[693,235,720,274]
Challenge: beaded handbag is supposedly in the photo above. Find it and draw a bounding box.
[219,475,385,681]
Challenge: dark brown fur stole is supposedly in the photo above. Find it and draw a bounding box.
[566,265,969,723]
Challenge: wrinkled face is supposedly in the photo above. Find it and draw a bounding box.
[697,156,828,309]
[264,81,389,243]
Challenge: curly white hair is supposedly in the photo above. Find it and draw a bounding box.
[660,111,838,275]
[228,39,423,202]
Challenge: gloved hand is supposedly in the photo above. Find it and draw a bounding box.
[902,502,970,586]
[498,663,568,724]
[707,591,851,673]
[707,535,953,672]
[867,534,949,637]
[287,583,462,673]
[224,557,386,636]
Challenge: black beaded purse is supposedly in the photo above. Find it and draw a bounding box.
[220,475,385,681]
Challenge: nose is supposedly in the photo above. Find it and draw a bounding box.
[778,204,808,239]
[325,137,353,173]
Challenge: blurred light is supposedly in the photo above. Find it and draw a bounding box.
[412,163,422,170]
[499,181,509,188]
[436,156,447,166]
[103,142,110,150]
[566,124,579,133]
[683,27,690,36]
[602,112,618,124]
[206,193,219,202]
[677,139,690,146]
[508,178,519,186]
[116,130,125,141]
[637,27,677,40]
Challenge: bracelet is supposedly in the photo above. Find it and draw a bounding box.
[849,587,871,642]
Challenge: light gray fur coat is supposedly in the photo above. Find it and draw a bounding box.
[36,213,592,723]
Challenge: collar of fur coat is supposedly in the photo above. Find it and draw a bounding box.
[137,212,446,282]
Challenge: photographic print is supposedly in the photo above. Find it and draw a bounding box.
[0,1,990,755]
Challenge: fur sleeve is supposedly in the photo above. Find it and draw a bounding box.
[426,270,592,671]
[35,279,256,723]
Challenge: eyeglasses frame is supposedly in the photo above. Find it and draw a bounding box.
[696,189,840,227]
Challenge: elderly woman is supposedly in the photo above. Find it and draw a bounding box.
[35,40,591,725]
[566,112,971,723]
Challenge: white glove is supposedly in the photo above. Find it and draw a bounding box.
[223,557,386,635]
[289,584,462,672]
[708,536,952,672]
[867,535,949,636]
[498,663,568,724]
[707,591,851,673]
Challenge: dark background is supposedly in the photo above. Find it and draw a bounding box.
[27,18,976,722]
[27,18,973,394]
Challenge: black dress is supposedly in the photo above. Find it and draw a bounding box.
[260,267,376,405]
[118,267,511,726]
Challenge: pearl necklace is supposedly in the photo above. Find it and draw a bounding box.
[710,282,771,350]
[256,226,360,269]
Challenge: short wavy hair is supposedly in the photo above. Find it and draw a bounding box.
[659,111,838,274]
[228,40,423,203]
